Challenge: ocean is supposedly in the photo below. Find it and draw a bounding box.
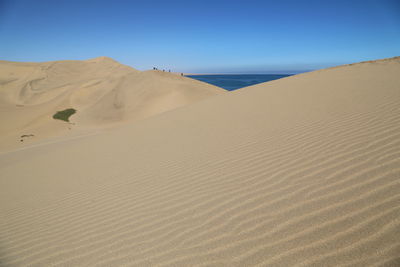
[186,74,292,91]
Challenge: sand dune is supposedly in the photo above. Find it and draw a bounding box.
[0,57,224,151]
[0,57,399,266]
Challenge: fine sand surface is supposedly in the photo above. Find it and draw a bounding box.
[1,57,400,266]
[0,57,224,152]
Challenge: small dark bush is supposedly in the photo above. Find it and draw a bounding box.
[53,108,76,122]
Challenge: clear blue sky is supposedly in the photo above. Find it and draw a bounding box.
[0,0,399,73]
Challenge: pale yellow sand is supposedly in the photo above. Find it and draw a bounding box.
[0,57,224,152]
[0,57,400,266]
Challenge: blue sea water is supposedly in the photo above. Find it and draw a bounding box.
[186,74,292,91]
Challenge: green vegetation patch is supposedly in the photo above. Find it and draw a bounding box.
[53,108,76,122]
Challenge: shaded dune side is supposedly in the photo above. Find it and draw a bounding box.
[0,58,399,266]
[75,70,225,125]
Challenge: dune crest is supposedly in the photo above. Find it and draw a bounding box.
[85,56,120,63]
[0,57,224,151]
[0,57,399,266]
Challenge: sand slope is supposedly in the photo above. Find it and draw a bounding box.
[0,57,400,266]
[0,57,224,151]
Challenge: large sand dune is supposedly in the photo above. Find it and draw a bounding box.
[0,57,399,266]
[0,57,224,151]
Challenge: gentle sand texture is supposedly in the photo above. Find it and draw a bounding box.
[0,57,224,152]
[0,57,399,266]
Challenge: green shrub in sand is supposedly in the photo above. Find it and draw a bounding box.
[53,108,76,122]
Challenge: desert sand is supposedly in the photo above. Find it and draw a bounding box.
[0,57,399,266]
[0,57,224,152]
